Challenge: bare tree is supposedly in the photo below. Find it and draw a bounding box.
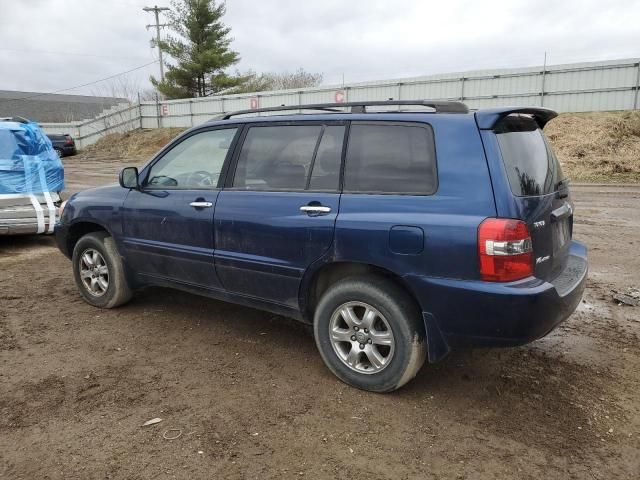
[77,74,145,142]
[232,68,323,94]
[138,88,160,102]
[90,74,140,103]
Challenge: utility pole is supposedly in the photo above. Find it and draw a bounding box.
[143,5,170,83]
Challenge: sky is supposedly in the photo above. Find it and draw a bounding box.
[0,0,638,97]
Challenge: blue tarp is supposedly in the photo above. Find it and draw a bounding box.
[0,120,64,194]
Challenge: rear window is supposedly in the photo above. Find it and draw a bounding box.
[344,123,437,194]
[495,114,564,196]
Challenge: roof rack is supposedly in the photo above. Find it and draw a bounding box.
[217,100,469,120]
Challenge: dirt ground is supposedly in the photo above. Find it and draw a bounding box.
[1,154,639,479]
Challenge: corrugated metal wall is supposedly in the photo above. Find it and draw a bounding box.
[42,58,640,148]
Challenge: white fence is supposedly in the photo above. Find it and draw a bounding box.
[41,103,141,149]
[42,57,640,149]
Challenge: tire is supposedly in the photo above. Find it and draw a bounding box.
[72,232,132,308]
[313,275,427,392]
[54,147,63,158]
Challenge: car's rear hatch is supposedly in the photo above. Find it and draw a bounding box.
[484,112,572,282]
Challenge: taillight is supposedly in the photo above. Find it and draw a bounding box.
[64,136,73,145]
[478,218,533,282]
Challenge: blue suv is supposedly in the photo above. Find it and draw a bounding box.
[55,101,587,392]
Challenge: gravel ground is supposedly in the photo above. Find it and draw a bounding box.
[1,155,639,479]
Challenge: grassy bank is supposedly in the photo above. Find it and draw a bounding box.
[545,110,640,182]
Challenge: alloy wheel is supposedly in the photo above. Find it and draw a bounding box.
[328,301,395,374]
[79,248,109,297]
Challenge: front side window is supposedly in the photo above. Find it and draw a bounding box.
[146,128,237,189]
[232,124,345,191]
[344,123,437,194]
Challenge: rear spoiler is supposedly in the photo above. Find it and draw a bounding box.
[475,107,558,130]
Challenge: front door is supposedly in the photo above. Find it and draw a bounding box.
[122,127,239,289]
[214,123,346,307]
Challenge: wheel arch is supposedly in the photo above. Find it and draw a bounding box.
[66,220,112,258]
[299,260,425,324]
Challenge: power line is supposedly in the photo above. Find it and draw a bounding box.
[0,60,159,104]
[0,46,149,60]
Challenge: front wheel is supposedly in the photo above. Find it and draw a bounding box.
[313,276,427,392]
[72,232,132,308]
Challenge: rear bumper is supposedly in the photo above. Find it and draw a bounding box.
[62,145,77,156]
[53,144,76,156]
[406,240,588,362]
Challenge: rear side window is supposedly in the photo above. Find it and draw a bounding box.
[344,123,437,194]
[232,125,344,191]
[308,126,344,191]
[495,115,564,196]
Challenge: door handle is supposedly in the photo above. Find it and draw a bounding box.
[300,205,331,215]
[190,201,213,208]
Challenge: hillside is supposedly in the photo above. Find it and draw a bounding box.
[77,111,640,183]
[545,110,640,182]
[79,128,186,161]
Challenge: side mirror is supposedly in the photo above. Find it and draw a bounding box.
[119,167,139,189]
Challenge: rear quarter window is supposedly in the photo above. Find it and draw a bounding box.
[344,122,437,194]
[495,114,564,196]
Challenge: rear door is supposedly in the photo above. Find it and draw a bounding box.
[491,114,571,281]
[214,122,346,307]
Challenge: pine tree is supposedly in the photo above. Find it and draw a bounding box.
[151,0,246,99]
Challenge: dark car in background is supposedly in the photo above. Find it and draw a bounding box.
[55,100,587,392]
[47,133,77,157]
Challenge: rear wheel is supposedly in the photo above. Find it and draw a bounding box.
[72,232,132,308]
[314,276,426,392]
[54,147,63,158]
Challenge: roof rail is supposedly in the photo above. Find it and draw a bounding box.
[216,100,469,120]
[0,116,30,123]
